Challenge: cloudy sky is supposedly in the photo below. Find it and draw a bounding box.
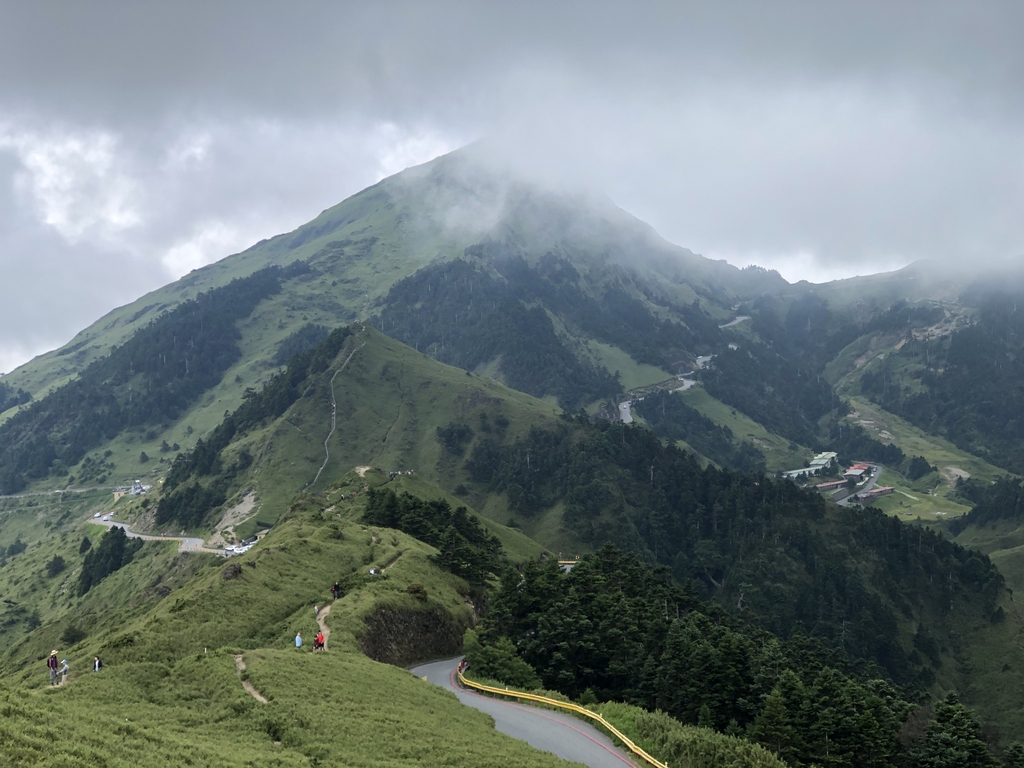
[1,1,1023,372]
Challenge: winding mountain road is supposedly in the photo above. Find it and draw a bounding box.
[89,517,221,554]
[411,658,638,768]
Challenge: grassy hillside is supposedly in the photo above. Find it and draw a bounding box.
[0,477,581,767]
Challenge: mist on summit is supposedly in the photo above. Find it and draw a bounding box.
[1,2,1023,368]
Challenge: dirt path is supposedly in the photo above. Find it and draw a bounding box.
[233,654,268,703]
[316,603,332,648]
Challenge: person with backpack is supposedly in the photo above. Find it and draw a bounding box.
[47,650,59,686]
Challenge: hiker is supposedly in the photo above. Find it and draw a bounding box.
[93,656,102,672]
[314,604,319,617]
[331,582,340,600]
[47,650,59,686]
[58,659,69,685]
[295,632,303,649]
[316,631,325,651]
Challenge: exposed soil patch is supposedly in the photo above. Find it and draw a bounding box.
[940,465,971,490]
[209,491,259,548]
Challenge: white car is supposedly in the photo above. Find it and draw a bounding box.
[102,515,111,521]
[93,512,101,518]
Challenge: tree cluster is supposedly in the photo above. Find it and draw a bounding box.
[363,488,503,583]
[0,380,30,415]
[77,525,143,595]
[478,547,1005,767]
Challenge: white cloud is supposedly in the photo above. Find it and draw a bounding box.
[0,126,140,242]
[371,122,461,179]
[161,220,251,275]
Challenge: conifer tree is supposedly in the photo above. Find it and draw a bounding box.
[908,693,998,768]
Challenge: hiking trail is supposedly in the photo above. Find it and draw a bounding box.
[233,654,268,703]
[317,603,332,648]
[312,336,366,488]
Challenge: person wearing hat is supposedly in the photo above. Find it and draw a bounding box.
[58,658,70,685]
[47,651,59,686]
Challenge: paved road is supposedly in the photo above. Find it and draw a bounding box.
[89,517,221,554]
[834,463,881,506]
[411,658,638,768]
[718,315,751,329]
[0,485,110,500]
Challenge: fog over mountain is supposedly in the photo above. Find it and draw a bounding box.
[2,1,1023,372]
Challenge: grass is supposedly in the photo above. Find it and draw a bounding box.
[675,383,811,472]
[582,340,673,391]
[0,649,581,767]
[842,396,1009,492]
[863,467,972,522]
[0,480,588,766]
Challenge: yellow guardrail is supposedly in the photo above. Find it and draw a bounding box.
[456,662,668,768]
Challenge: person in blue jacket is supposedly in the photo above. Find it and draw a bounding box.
[295,632,303,649]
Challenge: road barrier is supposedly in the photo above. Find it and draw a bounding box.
[456,661,669,768]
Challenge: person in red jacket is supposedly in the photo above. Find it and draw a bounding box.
[47,650,59,686]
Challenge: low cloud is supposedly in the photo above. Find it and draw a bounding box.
[1,2,1024,368]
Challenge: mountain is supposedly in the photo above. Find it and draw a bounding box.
[1,144,784,409]
[9,144,1024,759]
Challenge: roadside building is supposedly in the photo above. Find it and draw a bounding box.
[844,463,871,482]
[808,452,839,473]
[816,479,846,492]
[857,486,895,502]
[783,467,817,480]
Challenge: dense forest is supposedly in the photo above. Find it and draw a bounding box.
[374,258,620,408]
[466,415,1004,688]
[860,288,1024,474]
[156,326,355,529]
[470,547,1007,768]
[700,340,836,446]
[634,390,766,472]
[0,263,310,494]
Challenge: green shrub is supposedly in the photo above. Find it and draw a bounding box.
[463,629,540,689]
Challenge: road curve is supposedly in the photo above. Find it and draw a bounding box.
[89,517,221,554]
[410,658,638,768]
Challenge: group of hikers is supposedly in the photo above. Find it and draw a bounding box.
[46,650,101,686]
[295,582,343,653]
[294,629,327,651]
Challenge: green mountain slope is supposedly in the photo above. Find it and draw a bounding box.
[1,145,782,414]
